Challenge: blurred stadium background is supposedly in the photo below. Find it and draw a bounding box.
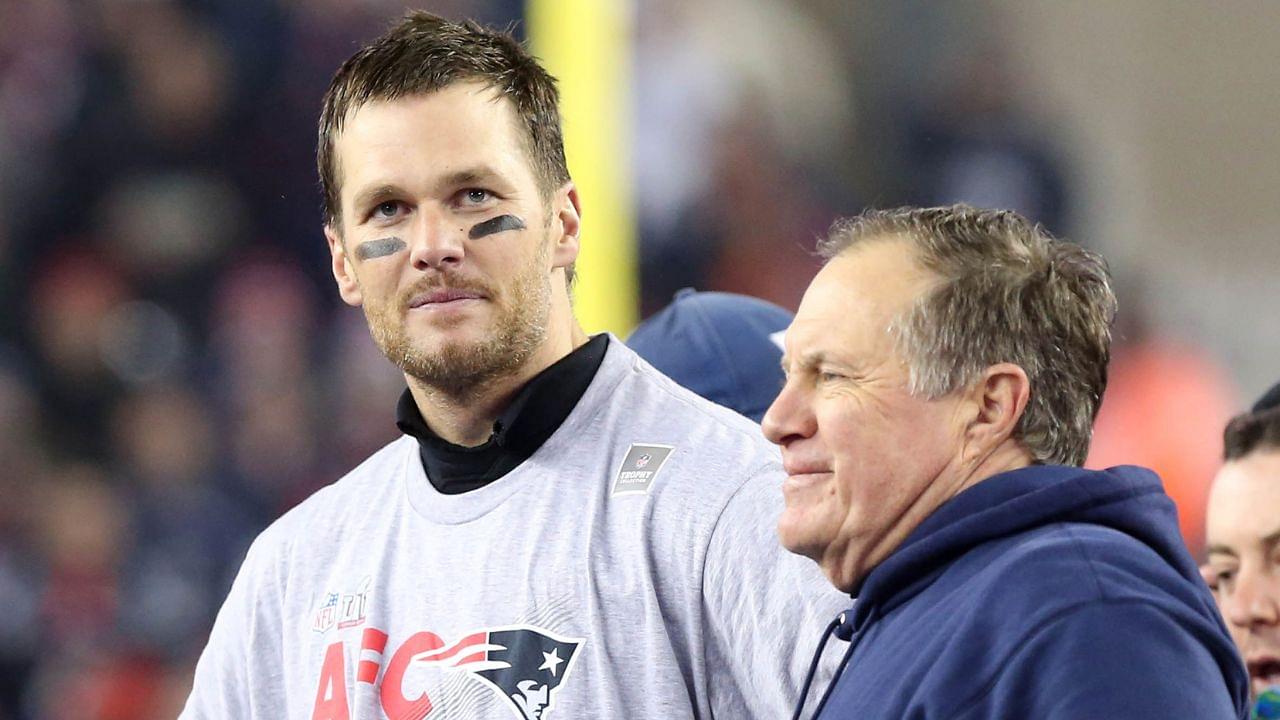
[1,0,1277,717]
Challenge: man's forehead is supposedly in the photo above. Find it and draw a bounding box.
[1207,451,1280,546]
[1213,451,1280,496]
[813,240,931,300]
[334,84,519,155]
[792,246,925,331]
[334,88,528,187]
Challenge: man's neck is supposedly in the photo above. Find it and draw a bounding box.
[964,441,1035,488]
[407,322,590,446]
[826,441,1034,593]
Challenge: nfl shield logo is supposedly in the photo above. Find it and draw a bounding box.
[612,443,675,496]
[312,592,339,633]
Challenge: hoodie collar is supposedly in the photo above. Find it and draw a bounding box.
[848,464,1183,629]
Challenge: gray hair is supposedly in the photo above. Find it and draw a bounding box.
[817,204,1117,466]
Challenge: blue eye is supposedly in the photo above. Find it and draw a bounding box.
[464,189,492,204]
[372,201,400,219]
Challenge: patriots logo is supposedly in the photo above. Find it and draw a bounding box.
[634,453,651,469]
[413,625,583,719]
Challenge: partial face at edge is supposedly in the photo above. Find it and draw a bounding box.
[1205,450,1280,699]
[763,240,969,591]
[325,83,579,394]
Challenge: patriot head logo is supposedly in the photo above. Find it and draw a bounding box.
[634,453,651,469]
[413,625,583,719]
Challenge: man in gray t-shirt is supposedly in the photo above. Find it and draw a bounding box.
[181,11,845,720]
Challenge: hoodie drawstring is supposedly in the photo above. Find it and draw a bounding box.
[808,631,858,719]
[791,612,849,720]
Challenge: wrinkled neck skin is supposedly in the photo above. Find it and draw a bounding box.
[829,438,1034,594]
[965,440,1036,491]
[409,291,587,447]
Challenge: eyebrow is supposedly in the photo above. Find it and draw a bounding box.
[439,167,500,189]
[1205,544,1238,558]
[781,349,830,370]
[348,167,506,216]
[1205,528,1280,558]
[351,185,400,215]
[779,353,803,375]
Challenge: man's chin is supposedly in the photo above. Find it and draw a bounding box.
[395,332,537,393]
[409,327,487,356]
[394,311,496,354]
[776,510,827,561]
[1253,677,1280,703]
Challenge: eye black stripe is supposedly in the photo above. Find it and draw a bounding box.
[469,214,525,239]
[355,237,406,260]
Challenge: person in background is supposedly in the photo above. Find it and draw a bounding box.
[765,204,1249,719]
[1203,382,1280,717]
[627,288,791,423]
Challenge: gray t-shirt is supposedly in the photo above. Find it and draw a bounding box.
[181,339,847,719]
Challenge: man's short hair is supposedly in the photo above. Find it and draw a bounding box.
[1223,382,1280,461]
[317,11,571,229]
[817,204,1116,467]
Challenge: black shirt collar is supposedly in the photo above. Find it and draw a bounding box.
[395,334,610,494]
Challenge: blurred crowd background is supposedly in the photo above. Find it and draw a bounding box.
[0,1,1276,717]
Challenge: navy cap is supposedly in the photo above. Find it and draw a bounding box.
[1253,381,1280,413]
[627,289,792,422]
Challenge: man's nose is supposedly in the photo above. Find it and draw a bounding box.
[762,379,815,447]
[408,211,466,270]
[1225,569,1280,629]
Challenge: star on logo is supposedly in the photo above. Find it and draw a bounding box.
[539,648,564,676]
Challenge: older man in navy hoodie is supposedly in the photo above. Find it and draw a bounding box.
[766,204,1249,720]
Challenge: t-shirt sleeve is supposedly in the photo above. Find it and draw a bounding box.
[700,465,851,719]
[961,599,1247,720]
[179,526,290,719]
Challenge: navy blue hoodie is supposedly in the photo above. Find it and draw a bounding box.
[801,464,1250,720]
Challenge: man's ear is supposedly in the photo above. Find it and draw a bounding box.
[549,183,581,270]
[962,362,1031,459]
[325,224,363,307]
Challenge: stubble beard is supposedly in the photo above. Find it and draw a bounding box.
[365,239,552,401]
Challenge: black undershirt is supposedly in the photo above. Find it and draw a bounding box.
[395,334,610,494]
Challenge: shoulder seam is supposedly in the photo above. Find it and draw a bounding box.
[1062,521,1109,601]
